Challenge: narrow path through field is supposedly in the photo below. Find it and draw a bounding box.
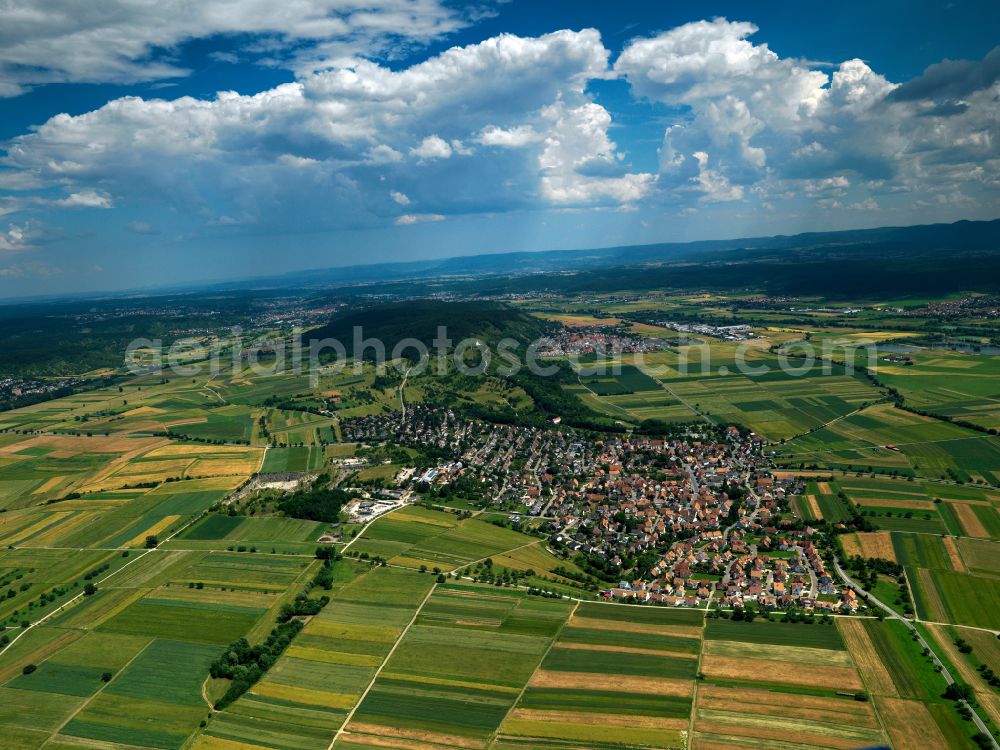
[0,510,205,658]
[841,619,895,747]
[657,380,713,425]
[779,430,1000,457]
[686,604,708,745]
[326,582,437,750]
[41,637,156,747]
[464,539,541,570]
[783,403,871,443]
[486,600,580,749]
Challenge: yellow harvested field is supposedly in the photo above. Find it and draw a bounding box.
[191,737,271,750]
[816,482,832,494]
[124,516,180,547]
[308,620,401,643]
[32,475,67,494]
[954,503,989,538]
[965,628,1000,672]
[0,511,72,546]
[804,495,823,519]
[252,680,355,709]
[146,443,256,457]
[528,669,693,696]
[22,510,101,547]
[123,405,166,416]
[840,533,862,558]
[855,531,896,561]
[877,698,949,750]
[147,475,247,493]
[841,531,896,561]
[0,434,162,455]
[773,470,834,480]
[705,640,854,668]
[284,645,381,667]
[115,458,192,477]
[382,671,519,695]
[188,456,262,476]
[568,614,702,639]
[838,619,897,696]
[701,654,863,691]
[336,734,463,750]
[941,536,967,573]
[916,568,948,622]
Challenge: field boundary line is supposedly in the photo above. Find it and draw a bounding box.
[687,607,709,747]
[838,618,894,748]
[41,637,156,747]
[657,379,713,425]
[902,568,920,622]
[465,539,541,570]
[326,581,437,749]
[0,511,204,657]
[487,599,580,749]
[340,502,406,555]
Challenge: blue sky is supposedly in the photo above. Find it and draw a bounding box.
[0,0,998,297]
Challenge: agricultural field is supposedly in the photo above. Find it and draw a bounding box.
[570,340,884,439]
[925,622,1000,730]
[259,445,325,473]
[776,402,1000,485]
[348,504,545,572]
[839,618,971,749]
[693,617,889,749]
[498,601,701,750]
[264,408,339,446]
[1,289,1000,750]
[891,531,1000,630]
[339,582,574,749]
[876,349,1000,431]
[0,545,316,749]
[197,564,434,750]
[0,434,169,510]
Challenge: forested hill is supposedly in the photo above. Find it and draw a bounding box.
[301,300,551,355]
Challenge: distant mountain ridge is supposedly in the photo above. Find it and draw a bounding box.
[231,217,1000,290]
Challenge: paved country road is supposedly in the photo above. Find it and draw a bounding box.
[834,558,999,749]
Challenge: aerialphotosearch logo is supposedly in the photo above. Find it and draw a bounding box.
[125,325,880,386]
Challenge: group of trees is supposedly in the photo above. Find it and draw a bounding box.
[209,621,305,709]
[708,605,834,625]
[208,550,341,710]
[277,476,349,522]
[953,636,1000,689]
